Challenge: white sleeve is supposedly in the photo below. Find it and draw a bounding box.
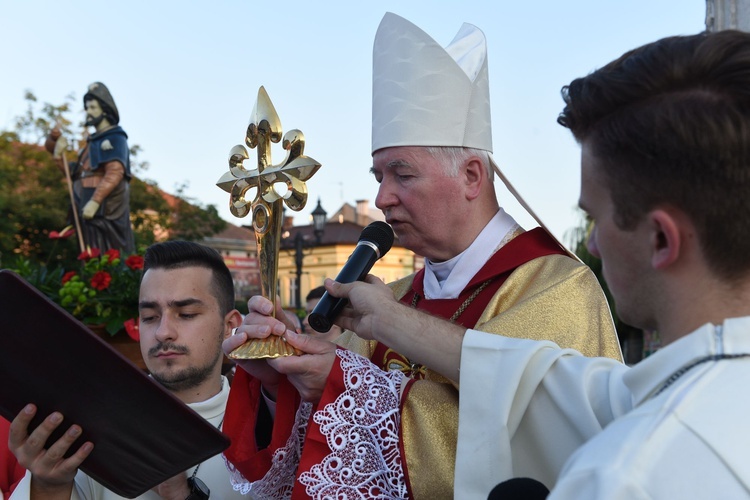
[260,385,277,420]
[549,468,651,500]
[9,471,85,500]
[8,471,32,500]
[455,329,632,498]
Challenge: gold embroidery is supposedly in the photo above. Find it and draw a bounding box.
[384,347,428,378]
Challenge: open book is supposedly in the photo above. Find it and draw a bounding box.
[0,270,230,498]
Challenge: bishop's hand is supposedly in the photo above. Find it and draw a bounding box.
[224,295,298,400]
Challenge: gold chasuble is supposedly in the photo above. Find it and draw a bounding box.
[335,228,621,498]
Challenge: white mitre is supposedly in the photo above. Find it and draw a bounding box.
[371,12,577,260]
[372,12,492,153]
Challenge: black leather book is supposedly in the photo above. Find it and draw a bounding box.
[0,270,230,498]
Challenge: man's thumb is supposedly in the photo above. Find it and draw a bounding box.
[285,330,330,354]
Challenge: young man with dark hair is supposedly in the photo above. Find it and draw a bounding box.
[9,241,246,500]
[325,30,750,498]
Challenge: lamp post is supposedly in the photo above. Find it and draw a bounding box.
[292,198,327,308]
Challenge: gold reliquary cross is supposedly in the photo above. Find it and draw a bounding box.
[216,86,321,359]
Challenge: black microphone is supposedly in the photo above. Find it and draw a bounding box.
[487,478,550,500]
[308,221,394,333]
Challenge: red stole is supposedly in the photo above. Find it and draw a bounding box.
[374,227,566,378]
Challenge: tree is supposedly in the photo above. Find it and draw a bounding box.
[13,90,76,145]
[169,183,226,241]
[0,130,75,266]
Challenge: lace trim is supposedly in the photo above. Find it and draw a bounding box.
[223,401,313,499]
[298,349,408,499]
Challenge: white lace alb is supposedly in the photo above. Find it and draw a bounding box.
[299,349,408,499]
[225,349,408,499]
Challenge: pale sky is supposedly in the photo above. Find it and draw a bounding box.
[0,0,706,246]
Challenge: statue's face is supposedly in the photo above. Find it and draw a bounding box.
[84,99,104,127]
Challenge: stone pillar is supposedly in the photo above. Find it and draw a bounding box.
[706,0,750,32]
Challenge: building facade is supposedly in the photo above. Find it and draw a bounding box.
[277,219,420,310]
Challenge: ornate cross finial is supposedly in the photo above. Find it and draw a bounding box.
[217,86,321,359]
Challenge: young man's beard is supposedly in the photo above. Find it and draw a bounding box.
[149,333,224,392]
[151,348,222,392]
[152,361,216,392]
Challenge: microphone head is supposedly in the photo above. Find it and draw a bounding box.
[360,221,394,256]
[487,478,550,500]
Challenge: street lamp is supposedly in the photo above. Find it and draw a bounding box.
[291,198,327,308]
[311,198,327,244]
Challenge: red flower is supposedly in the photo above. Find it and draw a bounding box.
[78,248,101,261]
[61,271,77,284]
[104,248,120,264]
[90,270,112,291]
[125,255,144,270]
[49,226,75,239]
[124,317,140,341]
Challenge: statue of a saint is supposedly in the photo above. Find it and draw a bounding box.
[46,82,135,253]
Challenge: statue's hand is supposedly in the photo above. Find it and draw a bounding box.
[44,126,62,155]
[82,200,99,219]
[52,136,68,159]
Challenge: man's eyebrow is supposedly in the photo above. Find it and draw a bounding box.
[171,298,205,308]
[387,160,411,169]
[371,159,414,176]
[138,298,205,310]
[370,160,412,174]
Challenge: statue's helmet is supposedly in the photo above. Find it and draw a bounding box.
[83,82,119,125]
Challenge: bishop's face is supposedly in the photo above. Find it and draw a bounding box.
[84,99,105,128]
[372,146,468,262]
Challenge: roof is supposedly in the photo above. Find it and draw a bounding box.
[328,202,385,226]
[202,221,255,253]
[213,222,254,241]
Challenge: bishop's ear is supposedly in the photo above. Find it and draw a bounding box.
[462,156,485,200]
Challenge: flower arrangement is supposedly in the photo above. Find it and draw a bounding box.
[57,248,143,339]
